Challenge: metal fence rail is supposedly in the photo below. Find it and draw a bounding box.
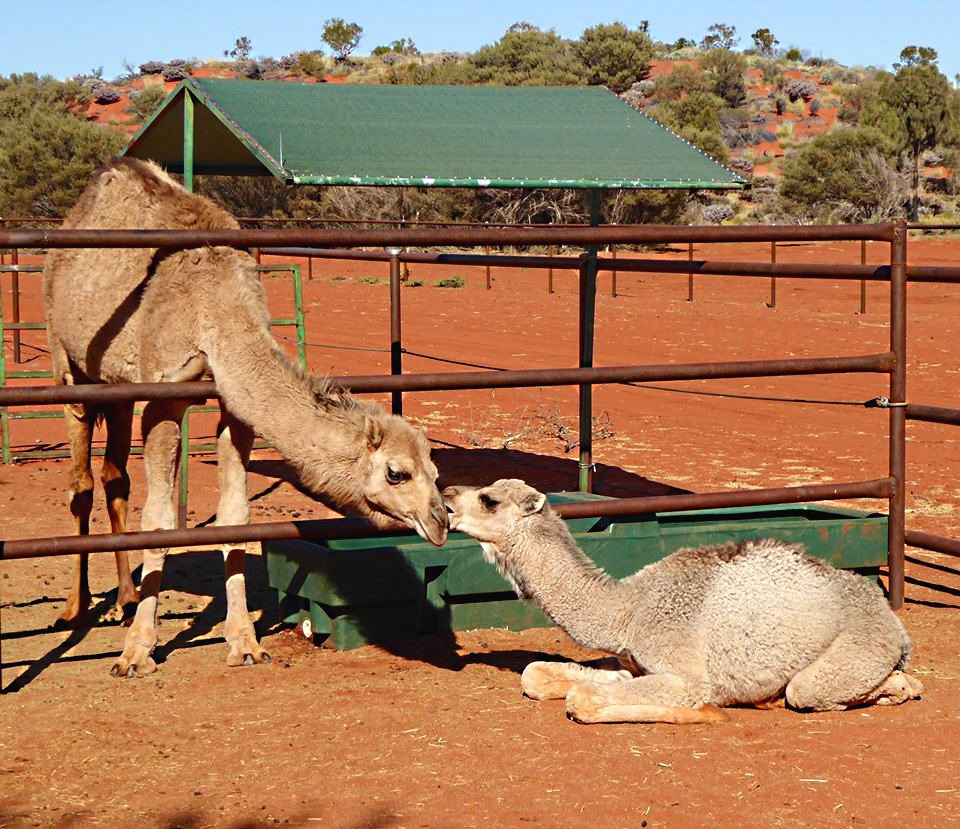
[4,217,960,632]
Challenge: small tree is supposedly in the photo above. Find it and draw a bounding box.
[224,36,252,61]
[862,59,955,218]
[700,22,738,50]
[323,18,363,62]
[893,45,938,70]
[576,22,653,93]
[751,28,778,57]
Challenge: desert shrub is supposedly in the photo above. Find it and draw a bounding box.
[700,202,735,224]
[434,276,465,288]
[0,74,126,216]
[234,59,262,79]
[92,86,121,104]
[575,22,653,93]
[784,47,803,62]
[785,78,817,102]
[162,61,189,81]
[699,48,748,107]
[808,98,821,117]
[139,60,165,75]
[469,23,584,86]
[125,84,167,121]
[779,126,905,221]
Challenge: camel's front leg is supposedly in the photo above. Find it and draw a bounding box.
[217,411,270,667]
[111,402,185,678]
[521,660,633,700]
[565,673,729,725]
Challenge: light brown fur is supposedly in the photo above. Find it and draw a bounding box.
[444,479,923,725]
[44,158,448,676]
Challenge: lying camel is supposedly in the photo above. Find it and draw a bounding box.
[43,157,448,676]
[443,479,922,724]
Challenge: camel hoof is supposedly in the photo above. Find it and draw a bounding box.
[109,656,157,679]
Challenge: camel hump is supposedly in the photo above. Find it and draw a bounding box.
[62,156,239,232]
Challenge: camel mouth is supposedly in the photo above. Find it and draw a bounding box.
[412,515,448,547]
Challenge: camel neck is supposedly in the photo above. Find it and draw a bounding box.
[504,514,627,653]
[204,321,367,512]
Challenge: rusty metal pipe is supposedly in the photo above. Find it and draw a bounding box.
[0,478,893,560]
[0,223,897,251]
[0,354,895,408]
[904,529,960,558]
[906,404,960,426]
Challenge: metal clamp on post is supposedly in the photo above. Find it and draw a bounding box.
[865,396,909,408]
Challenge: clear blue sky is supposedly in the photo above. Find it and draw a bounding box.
[3,1,958,84]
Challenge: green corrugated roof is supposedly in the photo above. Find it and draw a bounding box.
[123,77,745,189]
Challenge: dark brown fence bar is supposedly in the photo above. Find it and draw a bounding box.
[906,404,960,426]
[904,529,960,559]
[0,354,894,408]
[266,247,908,282]
[0,223,897,251]
[0,478,893,561]
[905,266,960,284]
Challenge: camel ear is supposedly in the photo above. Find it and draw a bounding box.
[365,416,383,451]
[521,490,547,516]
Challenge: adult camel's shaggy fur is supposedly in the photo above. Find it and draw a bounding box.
[44,158,448,677]
[444,479,922,724]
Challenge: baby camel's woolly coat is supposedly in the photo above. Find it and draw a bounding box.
[486,502,911,710]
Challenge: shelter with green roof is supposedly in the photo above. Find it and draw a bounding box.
[122,77,745,194]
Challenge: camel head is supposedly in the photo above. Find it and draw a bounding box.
[443,479,547,544]
[356,414,448,546]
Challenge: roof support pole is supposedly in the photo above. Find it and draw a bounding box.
[578,190,602,492]
[388,248,403,416]
[182,90,195,192]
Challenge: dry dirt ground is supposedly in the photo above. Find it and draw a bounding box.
[2,237,960,828]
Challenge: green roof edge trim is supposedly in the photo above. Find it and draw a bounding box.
[290,175,739,189]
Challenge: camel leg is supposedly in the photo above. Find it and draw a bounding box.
[57,402,96,627]
[521,660,632,701]
[111,401,186,678]
[785,632,924,711]
[101,401,139,622]
[216,409,270,667]
[565,674,730,725]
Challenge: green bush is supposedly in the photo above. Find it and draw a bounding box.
[434,276,465,288]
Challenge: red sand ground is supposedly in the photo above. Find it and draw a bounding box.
[2,237,960,828]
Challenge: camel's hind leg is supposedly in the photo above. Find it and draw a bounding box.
[216,408,269,667]
[111,400,187,678]
[785,629,922,712]
[101,401,139,622]
[565,674,730,725]
[521,660,632,700]
[57,402,96,627]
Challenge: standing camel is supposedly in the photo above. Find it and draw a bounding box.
[443,479,922,724]
[43,158,448,677]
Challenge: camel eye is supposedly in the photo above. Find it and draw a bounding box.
[386,466,408,485]
[480,494,499,511]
